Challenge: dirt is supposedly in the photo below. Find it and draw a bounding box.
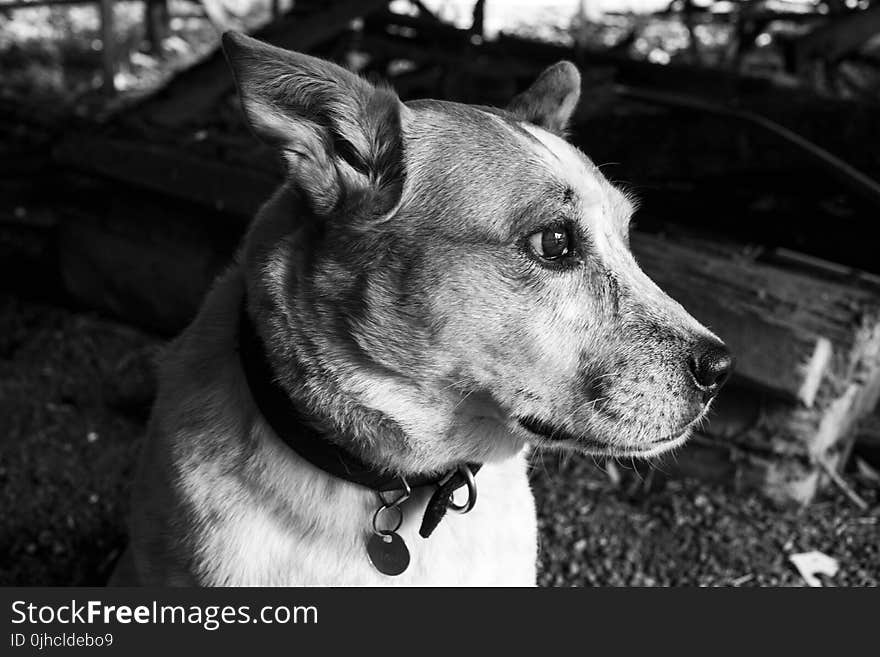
[1,293,877,586]
[532,454,879,587]
[0,294,156,586]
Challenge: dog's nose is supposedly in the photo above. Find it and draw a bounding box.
[687,340,733,400]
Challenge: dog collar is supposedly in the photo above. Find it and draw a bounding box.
[237,303,480,566]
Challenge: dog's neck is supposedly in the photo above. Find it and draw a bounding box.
[246,299,423,476]
[238,189,440,476]
[240,186,525,476]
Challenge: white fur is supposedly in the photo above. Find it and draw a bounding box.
[129,270,538,586]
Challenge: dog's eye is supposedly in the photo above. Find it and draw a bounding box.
[528,225,571,261]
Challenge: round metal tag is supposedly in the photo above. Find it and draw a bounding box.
[367,531,410,576]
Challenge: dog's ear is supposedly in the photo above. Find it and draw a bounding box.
[222,31,405,218]
[507,61,581,135]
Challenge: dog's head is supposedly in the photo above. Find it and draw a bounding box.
[224,33,732,472]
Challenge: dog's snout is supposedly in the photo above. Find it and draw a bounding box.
[687,340,733,400]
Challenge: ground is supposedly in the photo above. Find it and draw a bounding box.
[0,293,877,586]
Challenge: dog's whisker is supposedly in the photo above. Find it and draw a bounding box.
[582,396,609,409]
[451,389,475,413]
[630,456,644,482]
[438,378,472,393]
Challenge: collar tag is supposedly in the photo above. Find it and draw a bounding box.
[239,303,482,563]
[419,465,478,538]
[367,482,412,576]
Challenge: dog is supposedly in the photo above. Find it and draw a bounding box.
[114,31,732,586]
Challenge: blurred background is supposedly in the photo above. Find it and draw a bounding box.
[1,0,879,586]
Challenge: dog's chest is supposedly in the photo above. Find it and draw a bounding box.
[382,458,538,586]
[197,455,538,586]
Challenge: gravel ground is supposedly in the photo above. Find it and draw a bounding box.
[0,295,155,586]
[1,293,878,586]
[532,454,878,586]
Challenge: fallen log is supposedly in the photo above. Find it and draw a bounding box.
[689,377,880,504]
[54,135,277,217]
[634,234,880,503]
[631,233,880,408]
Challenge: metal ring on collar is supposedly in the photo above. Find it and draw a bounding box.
[372,503,404,536]
[378,477,412,509]
[446,464,477,515]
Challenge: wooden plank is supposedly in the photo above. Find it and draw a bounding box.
[705,373,880,457]
[669,381,872,505]
[54,136,278,217]
[767,248,880,293]
[131,0,389,127]
[646,233,880,502]
[670,434,828,505]
[634,235,880,496]
[666,233,880,294]
[630,233,880,406]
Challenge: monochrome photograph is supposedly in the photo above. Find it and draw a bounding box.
[1,0,879,588]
